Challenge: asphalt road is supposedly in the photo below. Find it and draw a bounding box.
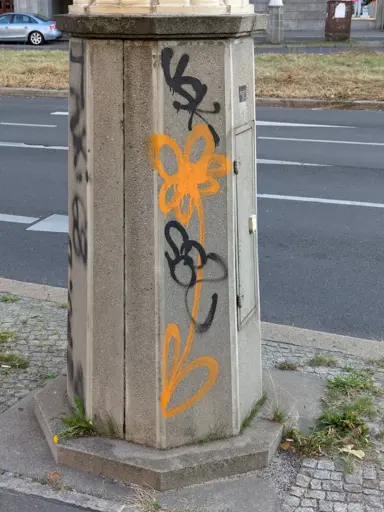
[0,489,94,512]
[1,97,384,340]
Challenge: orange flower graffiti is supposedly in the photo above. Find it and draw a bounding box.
[151,123,231,418]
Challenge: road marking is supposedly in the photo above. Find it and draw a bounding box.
[257,121,355,129]
[0,213,39,224]
[50,111,68,116]
[0,141,67,150]
[258,194,384,209]
[258,158,330,167]
[258,136,384,147]
[27,214,68,233]
[0,122,57,128]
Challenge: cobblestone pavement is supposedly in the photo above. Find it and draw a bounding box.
[0,294,66,413]
[283,460,384,511]
[1,293,384,510]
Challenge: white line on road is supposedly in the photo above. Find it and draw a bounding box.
[50,112,68,116]
[258,136,384,147]
[258,194,384,209]
[256,121,355,129]
[0,213,39,224]
[0,141,68,150]
[27,214,68,233]
[0,122,57,128]
[258,159,330,167]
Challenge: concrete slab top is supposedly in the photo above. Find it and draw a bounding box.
[55,13,263,39]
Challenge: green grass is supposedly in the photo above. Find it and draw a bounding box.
[282,371,378,460]
[307,354,337,367]
[57,396,95,440]
[0,353,29,369]
[58,302,68,309]
[272,407,287,424]
[327,370,382,397]
[241,392,267,432]
[0,295,20,303]
[0,329,16,343]
[277,361,298,371]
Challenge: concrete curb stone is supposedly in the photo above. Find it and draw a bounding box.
[0,472,132,511]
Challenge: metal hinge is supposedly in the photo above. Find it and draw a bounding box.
[237,294,243,308]
[233,160,239,175]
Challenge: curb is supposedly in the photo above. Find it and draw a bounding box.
[0,87,67,98]
[1,88,384,111]
[0,473,131,512]
[0,278,67,303]
[262,321,383,361]
[256,97,384,110]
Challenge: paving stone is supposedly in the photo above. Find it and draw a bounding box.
[347,505,363,512]
[301,498,317,508]
[363,488,380,495]
[363,480,378,490]
[290,486,306,498]
[328,481,343,492]
[364,495,382,508]
[363,466,377,480]
[333,504,347,512]
[305,489,326,500]
[345,474,363,486]
[310,479,323,490]
[327,492,346,501]
[319,502,334,512]
[315,470,332,480]
[303,459,318,469]
[296,509,315,512]
[318,460,335,471]
[379,481,384,491]
[296,474,312,488]
[301,468,315,478]
[344,484,362,493]
[331,472,343,481]
[285,495,301,507]
[347,493,362,503]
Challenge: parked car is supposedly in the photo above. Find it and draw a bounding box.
[0,12,62,45]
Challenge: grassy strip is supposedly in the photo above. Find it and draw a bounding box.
[256,51,384,101]
[281,370,381,464]
[2,50,384,102]
[0,50,68,89]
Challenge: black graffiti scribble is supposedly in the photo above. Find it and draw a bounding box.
[161,48,221,146]
[69,41,87,181]
[165,220,227,333]
[72,195,87,265]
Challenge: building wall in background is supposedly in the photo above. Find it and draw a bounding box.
[251,0,383,31]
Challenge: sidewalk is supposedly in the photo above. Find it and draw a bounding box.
[254,28,384,43]
[1,279,384,511]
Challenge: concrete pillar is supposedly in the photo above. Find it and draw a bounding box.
[32,7,278,490]
[266,0,284,43]
[60,13,262,451]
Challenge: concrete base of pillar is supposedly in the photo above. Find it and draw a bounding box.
[34,374,297,490]
[266,5,284,43]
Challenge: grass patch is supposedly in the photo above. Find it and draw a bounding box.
[0,329,16,343]
[0,294,20,303]
[42,372,58,380]
[3,51,384,102]
[281,371,378,460]
[255,51,384,101]
[0,353,29,369]
[272,407,286,424]
[0,50,68,90]
[241,392,267,432]
[56,396,95,441]
[307,354,337,367]
[327,370,382,397]
[58,302,68,309]
[277,360,298,371]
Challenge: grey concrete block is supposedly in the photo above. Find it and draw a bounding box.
[34,375,283,490]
